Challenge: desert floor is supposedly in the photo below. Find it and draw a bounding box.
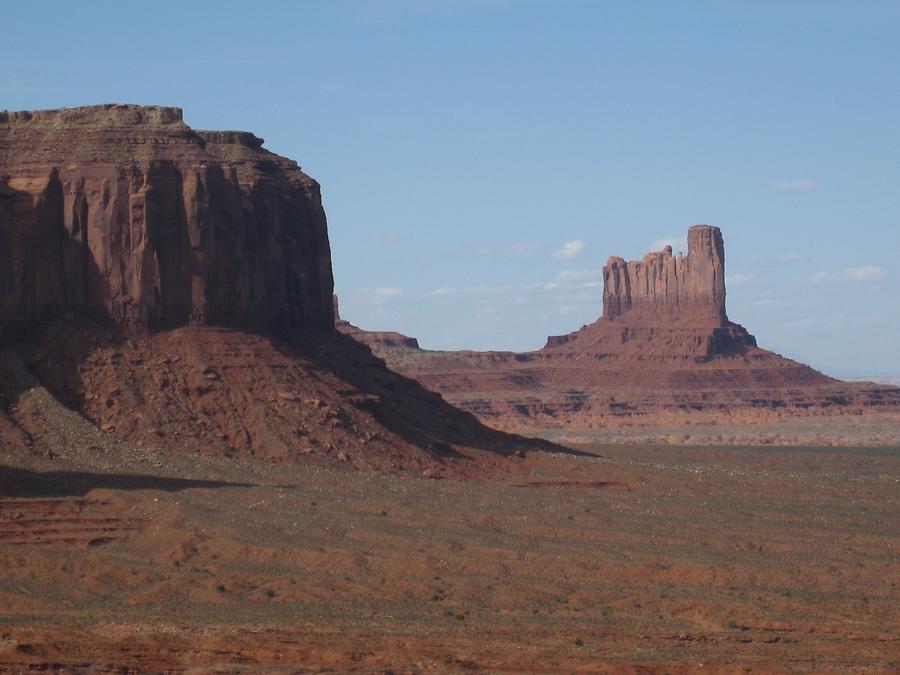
[0,441,897,673]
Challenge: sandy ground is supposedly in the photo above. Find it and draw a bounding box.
[0,442,897,673]
[520,412,900,447]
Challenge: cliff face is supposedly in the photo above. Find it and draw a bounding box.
[602,225,726,324]
[0,104,334,335]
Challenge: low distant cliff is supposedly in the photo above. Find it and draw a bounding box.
[334,295,420,349]
[0,104,334,335]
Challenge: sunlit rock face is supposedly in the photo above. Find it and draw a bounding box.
[0,104,334,336]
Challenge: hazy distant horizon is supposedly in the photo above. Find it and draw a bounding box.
[4,1,898,374]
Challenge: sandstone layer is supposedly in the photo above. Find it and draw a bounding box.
[0,104,556,474]
[342,226,900,441]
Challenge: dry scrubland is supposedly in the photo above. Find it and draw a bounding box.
[0,442,897,672]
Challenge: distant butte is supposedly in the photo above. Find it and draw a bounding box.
[339,225,900,441]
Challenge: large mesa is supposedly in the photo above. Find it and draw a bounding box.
[0,104,556,474]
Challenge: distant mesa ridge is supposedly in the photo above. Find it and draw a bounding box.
[334,294,419,349]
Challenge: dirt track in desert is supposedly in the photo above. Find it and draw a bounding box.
[0,442,897,673]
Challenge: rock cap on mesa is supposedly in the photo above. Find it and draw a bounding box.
[0,103,186,127]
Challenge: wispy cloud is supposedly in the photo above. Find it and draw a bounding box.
[555,269,600,281]
[358,286,405,304]
[726,273,754,286]
[430,286,456,296]
[773,180,818,192]
[839,266,886,282]
[777,252,801,262]
[553,240,587,259]
[651,235,688,253]
[808,266,886,284]
[511,242,543,254]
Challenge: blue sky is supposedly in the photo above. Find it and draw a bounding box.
[4,1,898,376]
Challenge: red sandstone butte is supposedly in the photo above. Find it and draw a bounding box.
[340,226,900,436]
[0,104,556,474]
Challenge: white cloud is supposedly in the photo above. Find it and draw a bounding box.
[374,286,402,298]
[808,266,886,284]
[511,243,542,254]
[840,266,886,282]
[430,286,456,296]
[726,273,754,286]
[555,269,600,281]
[553,240,586,259]
[777,252,802,263]
[651,235,688,254]
[785,317,819,331]
[355,286,406,305]
[773,180,818,191]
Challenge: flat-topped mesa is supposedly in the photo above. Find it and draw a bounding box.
[0,104,334,336]
[602,225,726,324]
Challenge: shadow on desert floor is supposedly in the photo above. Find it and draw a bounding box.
[0,464,255,498]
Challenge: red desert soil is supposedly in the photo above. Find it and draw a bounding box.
[339,227,900,446]
[0,443,897,672]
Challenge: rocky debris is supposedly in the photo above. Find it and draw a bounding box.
[340,226,900,436]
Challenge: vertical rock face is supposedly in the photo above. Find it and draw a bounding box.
[602,225,726,324]
[0,104,335,335]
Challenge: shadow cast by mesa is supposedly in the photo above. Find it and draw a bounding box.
[0,464,254,498]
